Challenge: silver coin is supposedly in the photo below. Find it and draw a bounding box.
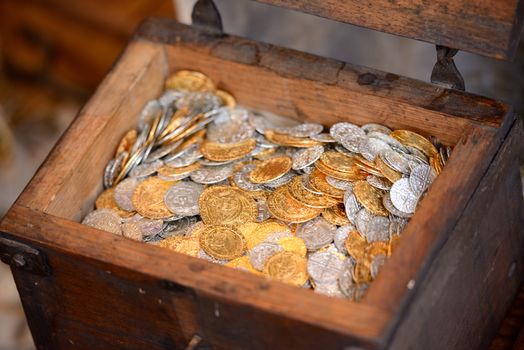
[256,198,272,222]
[334,225,355,254]
[405,146,428,163]
[314,281,345,298]
[146,139,183,162]
[130,159,164,178]
[353,283,369,302]
[329,122,364,143]
[371,254,387,279]
[110,151,128,182]
[82,209,122,235]
[361,123,392,135]
[165,144,203,168]
[158,89,185,107]
[264,231,293,243]
[207,117,255,143]
[198,249,227,265]
[299,165,315,175]
[121,220,143,241]
[263,171,295,188]
[254,133,278,148]
[358,137,391,161]
[249,242,282,270]
[344,191,362,218]
[307,251,344,283]
[334,144,356,156]
[164,182,204,216]
[341,133,365,153]
[296,217,337,251]
[366,175,392,191]
[380,149,410,174]
[310,133,335,143]
[138,100,162,129]
[158,216,200,239]
[233,164,265,192]
[176,92,221,113]
[409,163,436,194]
[337,259,356,297]
[103,159,116,189]
[327,176,353,191]
[288,123,323,138]
[390,178,420,214]
[364,216,390,242]
[114,177,141,212]
[389,216,409,236]
[122,214,163,240]
[291,145,324,170]
[368,132,407,152]
[355,208,375,236]
[382,192,413,218]
[190,164,234,184]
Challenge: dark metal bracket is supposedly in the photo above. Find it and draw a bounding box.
[430,45,465,91]
[191,0,223,33]
[0,236,51,276]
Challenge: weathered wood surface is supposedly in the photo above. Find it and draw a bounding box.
[252,0,524,60]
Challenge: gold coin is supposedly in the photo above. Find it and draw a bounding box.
[389,234,401,254]
[345,230,368,261]
[199,225,246,260]
[288,176,338,208]
[95,187,134,218]
[246,220,290,249]
[165,70,215,92]
[319,151,357,173]
[131,177,173,219]
[353,181,388,217]
[216,89,236,107]
[366,241,389,259]
[322,203,350,226]
[308,169,345,199]
[266,186,321,223]
[199,186,257,225]
[263,251,308,286]
[157,163,201,178]
[390,130,438,157]
[375,156,402,183]
[354,156,384,177]
[249,156,292,184]
[225,256,261,274]
[429,154,443,175]
[264,130,323,148]
[315,159,368,181]
[200,138,256,162]
[278,236,307,257]
[353,262,372,283]
[159,236,200,257]
[253,147,277,160]
[115,129,137,157]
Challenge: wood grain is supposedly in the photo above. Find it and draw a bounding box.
[252,0,524,60]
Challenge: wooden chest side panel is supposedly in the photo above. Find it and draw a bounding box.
[388,119,524,349]
[253,0,524,60]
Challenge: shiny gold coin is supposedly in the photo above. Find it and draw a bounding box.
[354,156,384,177]
[319,151,357,173]
[429,154,443,175]
[199,225,246,260]
[353,181,389,217]
[247,220,290,249]
[95,187,134,218]
[390,130,438,157]
[322,203,350,226]
[216,89,236,107]
[249,156,292,184]
[131,177,173,219]
[157,163,200,178]
[315,159,368,181]
[263,251,308,287]
[159,236,200,257]
[253,147,277,160]
[165,70,215,92]
[200,138,257,162]
[308,169,345,199]
[288,176,338,208]
[199,186,257,226]
[366,241,389,259]
[225,256,261,274]
[374,156,402,183]
[353,262,372,284]
[278,236,307,257]
[115,129,137,157]
[266,186,321,223]
[345,230,368,261]
[264,130,323,148]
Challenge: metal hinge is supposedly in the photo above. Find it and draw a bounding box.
[431,45,465,91]
[0,236,51,276]
[191,0,223,33]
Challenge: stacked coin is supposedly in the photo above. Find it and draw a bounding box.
[82,70,451,301]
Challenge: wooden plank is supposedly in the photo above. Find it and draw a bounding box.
[252,0,524,60]
[0,206,391,348]
[388,118,524,349]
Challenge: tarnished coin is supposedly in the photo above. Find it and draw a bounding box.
[291,145,324,170]
[199,225,246,260]
[390,178,420,214]
[190,163,234,184]
[266,186,321,223]
[249,156,292,184]
[199,186,258,225]
[82,208,122,235]
[164,182,204,216]
[122,214,163,241]
[288,123,323,138]
[114,177,141,212]
[132,177,174,219]
[353,262,372,284]
[263,251,308,286]
[307,250,344,284]
[249,242,283,270]
[296,217,337,251]
[409,163,436,194]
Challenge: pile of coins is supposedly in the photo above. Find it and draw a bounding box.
[82,70,451,301]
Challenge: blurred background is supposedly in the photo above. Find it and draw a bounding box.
[0,1,522,349]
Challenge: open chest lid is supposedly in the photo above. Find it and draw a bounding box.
[249,0,524,60]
